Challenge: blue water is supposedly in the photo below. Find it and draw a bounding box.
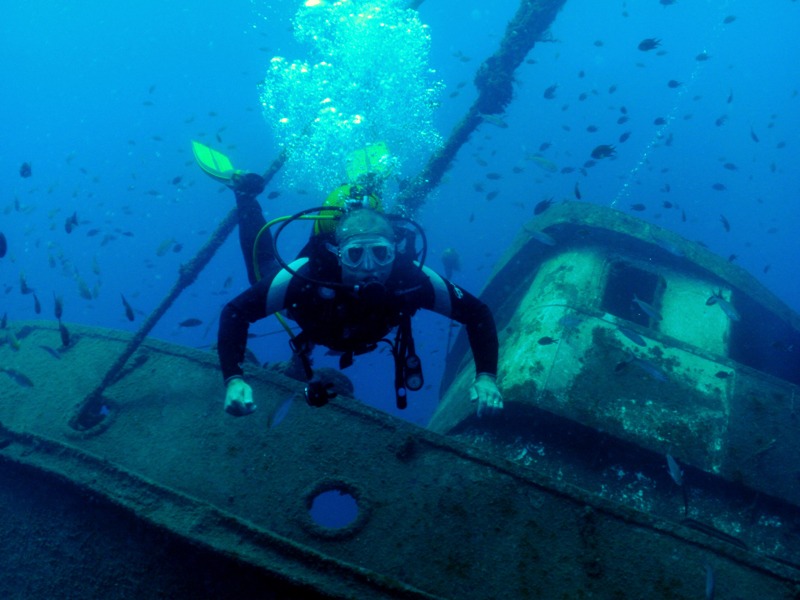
[2,0,798,429]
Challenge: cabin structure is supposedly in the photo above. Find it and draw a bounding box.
[434,201,800,568]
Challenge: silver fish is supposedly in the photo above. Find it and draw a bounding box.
[268,394,296,429]
[631,357,668,382]
[617,326,646,347]
[632,295,662,321]
[704,562,715,600]
[706,289,740,321]
[523,225,556,246]
[666,453,683,486]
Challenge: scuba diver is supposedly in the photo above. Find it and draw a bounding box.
[193,141,503,417]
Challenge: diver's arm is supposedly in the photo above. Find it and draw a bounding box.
[420,266,498,375]
[218,280,271,382]
[218,260,307,381]
[419,266,503,415]
[218,280,271,417]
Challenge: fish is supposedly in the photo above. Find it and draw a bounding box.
[722,162,737,170]
[632,295,662,321]
[39,345,62,360]
[707,291,740,321]
[178,318,203,328]
[19,162,32,178]
[714,371,732,379]
[533,198,554,215]
[523,226,556,246]
[618,131,631,143]
[440,248,461,280]
[652,237,684,257]
[705,563,715,600]
[723,15,736,24]
[590,144,615,159]
[631,356,668,381]
[33,293,41,315]
[485,172,502,180]
[0,367,34,388]
[630,203,646,211]
[537,336,558,345]
[58,321,71,347]
[267,191,281,200]
[76,277,92,301]
[574,182,581,199]
[0,232,6,258]
[726,89,734,104]
[638,38,661,51]
[695,52,711,61]
[0,313,6,329]
[667,80,682,88]
[617,326,646,347]
[53,294,64,320]
[558,314,584,330]
[268,394,296,429]
[171,175,183,185]
[543,84,558,99]
[750,126,759,142]
[719,215,730,232]
[711,183,726,191]
[121,294,135,322]
[527,154,559,173]
[64,211,79,234]
[6,330,21,351]
[156,238,175,256]
[666,454,683,486]
[19,272,32,295]
[479,113,509,128]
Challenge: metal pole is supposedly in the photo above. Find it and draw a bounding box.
[397,0,568,214]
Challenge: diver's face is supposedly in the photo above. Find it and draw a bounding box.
[337,233,396,286]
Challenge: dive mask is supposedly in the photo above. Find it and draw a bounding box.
[337,236,396,269]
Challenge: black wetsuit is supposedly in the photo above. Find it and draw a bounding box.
[217,191,498,384]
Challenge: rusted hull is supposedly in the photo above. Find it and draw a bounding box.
[1,322,799,597]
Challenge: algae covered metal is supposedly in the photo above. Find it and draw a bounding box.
[434,201,800,570]
[0,305,798,597]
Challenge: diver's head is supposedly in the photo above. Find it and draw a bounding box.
[332,208,396,287]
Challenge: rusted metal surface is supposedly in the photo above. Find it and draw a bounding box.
[1,322,799,597]
[433,201,800,571]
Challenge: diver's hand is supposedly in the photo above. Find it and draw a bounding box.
[225,377,257,416]
[231,172,266,198]
[471,373,503,417]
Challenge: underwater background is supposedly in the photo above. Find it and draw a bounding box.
[2,0,798,431]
